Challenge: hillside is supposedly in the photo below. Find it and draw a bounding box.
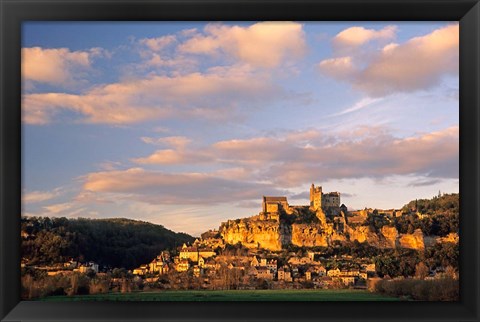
[402,193,458,215]
[395,193,459,236]
[218,193,459,251]
[21,217,195,270]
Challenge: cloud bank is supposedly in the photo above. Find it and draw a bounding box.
[319,24,459,96]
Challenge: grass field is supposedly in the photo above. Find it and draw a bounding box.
[40,289,400,301]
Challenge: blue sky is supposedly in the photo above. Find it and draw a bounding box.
[22,21,459,236]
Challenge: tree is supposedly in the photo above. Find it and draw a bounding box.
[445,266,457,279]
[414,262,429,280]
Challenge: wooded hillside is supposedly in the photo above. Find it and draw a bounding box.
[21,217,195,269]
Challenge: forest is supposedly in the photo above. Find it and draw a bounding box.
[365,193,459,236]
[21,217,195,269]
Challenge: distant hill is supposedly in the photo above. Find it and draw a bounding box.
[402,193,459,216]
[394,193,459,236]
[21,217,195,269]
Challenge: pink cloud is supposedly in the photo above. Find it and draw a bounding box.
[22,66,281,125]
[79,125,457,206]
[132,149,213,165]
[178,22,306,68]
[82,167,287,205]
[139,35,177,51]
[22,47,104,87]
[333,25,397,49]
[23,190,59,204]
[141,136,191,149]
[318,24,459,96]
[263,126,459,186]
[130,126,458,187]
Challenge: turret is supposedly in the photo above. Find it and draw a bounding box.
[309,183,322,210]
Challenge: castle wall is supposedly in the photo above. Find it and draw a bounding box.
[266,203,279,213]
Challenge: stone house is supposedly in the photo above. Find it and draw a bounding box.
[176,259,190,272]
[179,243,215,262]
[278,267,293,282]
[288,256,311,265]
[337,276,356,286]
[266,259,278,273]
[314,265,327,276]
[133,265,148,276]
[256,267,274,280]
[327,268,341,277]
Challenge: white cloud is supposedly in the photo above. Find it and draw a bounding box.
[130,125,458,187]
[318,24,459,97]
[318,56,356,80]
[333,25,397,49]
[23,189,60,204]
[178,22,306,68]
[132,149,213,165]
[139,35,176,51]
[82,167,288,205]
[331,97,384,116]
[22,47,105,87]
[22,65,282,125]
[43,202,74,214]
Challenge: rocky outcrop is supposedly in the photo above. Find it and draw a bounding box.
[346,225,396,248]
[381,226,398,248]
[315,209,327,226]
[291,224,328,247]
[398,229,425,250]
[219,212,427,251]
[219,219,283,251]
[436,232,459,244]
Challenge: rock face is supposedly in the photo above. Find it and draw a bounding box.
[219,212,426,251]
[398,229,425,250]
[381,226,399,248]
[220,219,283,251]
[291,224,328,247]
[346,225,397,248]
[436,232,459,244]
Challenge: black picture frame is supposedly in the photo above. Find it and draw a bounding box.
[1,0,479,321]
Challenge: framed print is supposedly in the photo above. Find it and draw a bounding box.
[1,0,479,322]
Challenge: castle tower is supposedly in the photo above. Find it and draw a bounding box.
[309,183,322,210]
[310,184,314,207]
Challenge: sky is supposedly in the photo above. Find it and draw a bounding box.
[21,21,459,236]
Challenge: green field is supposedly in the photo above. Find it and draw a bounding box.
[40,289,400,301]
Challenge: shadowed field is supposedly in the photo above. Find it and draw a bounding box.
[39,289,400,301]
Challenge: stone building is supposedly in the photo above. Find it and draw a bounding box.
[310,183,341,210]
[179,243,216,262]
[262,196,289,213]
[323,192,341,208]
[310,183,322,210]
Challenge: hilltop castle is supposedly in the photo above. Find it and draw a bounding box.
[262,183,341,214]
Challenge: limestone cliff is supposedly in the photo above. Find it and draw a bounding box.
[219,219,284,251]
[346,225,397,248]
[381,226,399,248]
[398,229,425,250]
[219,212,426,251]
[291,224,328,247]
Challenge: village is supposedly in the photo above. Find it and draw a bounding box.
[129,239,377,290]
[20,184,458,297]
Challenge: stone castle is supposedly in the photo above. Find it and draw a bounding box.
[262,183,341,215]
[219,182,426,251]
